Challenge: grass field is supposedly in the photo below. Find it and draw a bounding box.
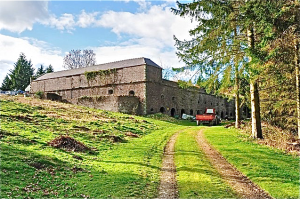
[203,127,300,199]
[1,96,299,198]
[0,96,190,198]
[174,127,237,198]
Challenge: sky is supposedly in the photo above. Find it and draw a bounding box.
[0,0,197,85]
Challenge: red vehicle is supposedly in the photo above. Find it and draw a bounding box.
[196,108,220,126]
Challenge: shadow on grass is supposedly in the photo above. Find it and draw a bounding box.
[97,160,160,170]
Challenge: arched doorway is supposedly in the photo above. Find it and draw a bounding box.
[181,109,185,117]
[221,111,224,118]
[160,107,165,113]
[197,110,201,115]
[190,109,193,115]
[171,108,176,117]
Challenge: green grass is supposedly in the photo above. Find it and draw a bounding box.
[174,127,237,198]
[1,96,299,198]
[203,127,300,199]
[0,96,191,198]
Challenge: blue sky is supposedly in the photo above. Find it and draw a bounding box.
[0,1,196,84]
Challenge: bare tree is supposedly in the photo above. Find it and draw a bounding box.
[63,49,96,69]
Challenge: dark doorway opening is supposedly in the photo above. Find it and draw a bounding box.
[181,109,185,117]
[221,111,224,118]
[47,93,62,101]
[160,107,165,113]
[171,108,176,117]
[197,110,201,114]
[190,109,193,115]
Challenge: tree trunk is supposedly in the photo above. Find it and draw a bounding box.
[248,25,263,138]
[233,22,241,128]
[235,65,241,128]
[296,44,300,139]
[250,81,263,138]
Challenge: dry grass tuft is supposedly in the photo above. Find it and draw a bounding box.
[241,121,299,154]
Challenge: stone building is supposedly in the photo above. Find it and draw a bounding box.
[30,57,235,118]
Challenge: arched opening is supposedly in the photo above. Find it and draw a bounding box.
[181,109,185,117]
[190,109,193,115]
[129,90,135,96]
[197,110,201,114]
[171,108,176,117]
[150,108,154,112]
[172,96,175,101]
[221,111,224,118]
[47,93,62,101]
[108,89,113,94]
[161,95,164,99]
[160,107,165,113]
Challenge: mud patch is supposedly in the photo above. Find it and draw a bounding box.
[48,135,90,152]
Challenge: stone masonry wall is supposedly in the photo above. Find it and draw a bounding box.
[77,96,141,115]
[145,65,236,118]
[31,65,147,114]
[31,62,236,118]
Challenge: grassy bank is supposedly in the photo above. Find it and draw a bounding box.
[203,127,299,199]
[0,96,189,198]
[174,127,237,198]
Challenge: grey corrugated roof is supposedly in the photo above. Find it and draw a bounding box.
[35,57,161,81]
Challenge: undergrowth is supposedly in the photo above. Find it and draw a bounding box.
[240,120,299,154]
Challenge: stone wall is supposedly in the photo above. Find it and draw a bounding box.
[31,65,147,114]
[77,96,141,115]
[30,61,236,118]
[145,79,235,118]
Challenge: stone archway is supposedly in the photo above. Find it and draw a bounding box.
[181,109,185,117]
[171,108,176,117]
[160,107,166,113]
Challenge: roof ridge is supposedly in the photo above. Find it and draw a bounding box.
[35,57,161,81]
[93,57,147,67]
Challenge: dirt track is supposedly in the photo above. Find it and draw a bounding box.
[196,129,273,199]
[157,133,179,199]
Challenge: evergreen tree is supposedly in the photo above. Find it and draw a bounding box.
[35,65,46,78]
[9,53,34,91]
[1,75,12,91]
[46,65,54,73]
[172,0,246,129]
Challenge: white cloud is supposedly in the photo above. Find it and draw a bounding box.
[46,13,76,31]
[93,42,183,69]
[95,5,195,46]
[0,1,48,33]
[77,10,99,28]
[0,34,64,85]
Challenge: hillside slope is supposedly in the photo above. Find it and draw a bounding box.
[0,95,186,198]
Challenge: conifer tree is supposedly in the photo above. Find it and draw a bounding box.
[46,65,54,73]
[1,75,12,91]
[172,0,246,128]
[35,65,46,78]
[8,53,34,91]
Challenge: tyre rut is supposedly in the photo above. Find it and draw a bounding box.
[157,132,179,199]
[196,129,273,199]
